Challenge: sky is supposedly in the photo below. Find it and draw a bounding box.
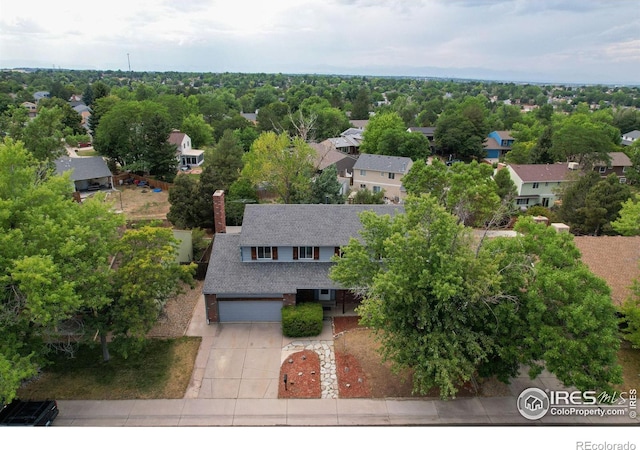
[1,0,639,85]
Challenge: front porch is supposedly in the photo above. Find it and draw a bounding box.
[295,289,360,317]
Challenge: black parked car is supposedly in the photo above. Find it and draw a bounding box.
[0,399,59,426]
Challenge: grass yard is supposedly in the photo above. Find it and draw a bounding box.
[17,337,201,400]
[75,149,99,157]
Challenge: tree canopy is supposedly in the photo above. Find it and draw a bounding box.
[329,195,622,398]
[0,139,125,403]
[241,131,315,204]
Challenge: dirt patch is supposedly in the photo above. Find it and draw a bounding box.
[105,185,171,221]
[148,280,202,338]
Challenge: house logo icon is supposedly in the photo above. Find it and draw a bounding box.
[517,387,550,420]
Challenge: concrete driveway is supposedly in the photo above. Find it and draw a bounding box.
[184,295,333,400]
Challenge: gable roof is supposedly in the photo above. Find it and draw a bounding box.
[204,233,340,295]
[239,204,403,247]
[54,157,112,181]
[596,152,633,167]
[310,142,357,171]
[574,236,640,306]
[484,137,501,149]
[353,154,412,174]
[494,130,514,141]
[407,127,435,137]
[508,163,572,183]
[168,130,187,146]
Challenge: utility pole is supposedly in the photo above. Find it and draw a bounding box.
[127,53,132,89]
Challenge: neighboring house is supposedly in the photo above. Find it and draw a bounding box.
[352,154,413,202]
[72,103,91,130]
[407,126,436,152]
[33,91,50,102]
[240,111,258,124]
[348,119,368,130]
[202,191,402,323]
[168,130,204,167]
[54,156,113,193]
[484,131,514,162]
[621,130,640,147]
[593,152,632,183]
[506,162,576,209]
[21,101,37,118]
[310,142,357,196]
[320,135,362,155]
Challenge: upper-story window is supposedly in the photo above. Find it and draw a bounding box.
[360,170,367,176]
[532,182,539,189]
[298,246,314,259]
[599,166,606,173]
[388,172,395,180]
[251,246,278,260]
[293,246,319,260]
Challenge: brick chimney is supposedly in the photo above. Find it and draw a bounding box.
[212,190,226,234]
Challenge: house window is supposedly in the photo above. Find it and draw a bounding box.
[620,177,627,184]
[388,173,395,180]
[517,199,529,205]
[320,289,329,295]
[373,186,381,193]
[360,169,367,176]
[532,182,539,189]
[623,167,627,173]
[360,184,367,190]
[298,246,314,259]
[599,166,606,173]
[251,246,277,260]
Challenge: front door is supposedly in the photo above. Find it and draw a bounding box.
[318,289,331,301]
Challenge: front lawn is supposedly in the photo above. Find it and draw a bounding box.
[17,337,201,400]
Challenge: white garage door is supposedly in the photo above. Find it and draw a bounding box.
[218,300,283,322]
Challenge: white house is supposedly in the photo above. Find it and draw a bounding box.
[505,162,577,209]
[169,130,204,168]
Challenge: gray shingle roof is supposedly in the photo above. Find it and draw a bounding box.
[239,204,403,247]
[203,234,340,295]
[353,154,412,174]
[54,157,112,181]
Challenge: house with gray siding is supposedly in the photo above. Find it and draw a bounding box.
[203,193,402,323]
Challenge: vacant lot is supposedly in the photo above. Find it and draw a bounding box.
[105,185,171,221]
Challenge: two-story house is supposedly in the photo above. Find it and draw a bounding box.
[407,127,436,153]
[506,162,576,209]
[203,191,402,323]
[484,131,514,162]
[593,152,633,183]
[352,154,413,202]
[169,130,204,168]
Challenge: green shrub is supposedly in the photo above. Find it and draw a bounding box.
[281,302,324,337]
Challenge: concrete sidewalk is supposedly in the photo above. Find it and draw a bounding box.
[54,397,638,426]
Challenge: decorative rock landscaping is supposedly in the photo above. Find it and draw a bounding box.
[282,340,338,399]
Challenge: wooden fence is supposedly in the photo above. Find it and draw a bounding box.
[112,173,173,191]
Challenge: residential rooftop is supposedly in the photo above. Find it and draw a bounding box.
[353,153,413,174]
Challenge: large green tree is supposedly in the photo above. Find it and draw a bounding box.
[402,158,501,226]
[241,132,315,204]
[0,139,124,402]
[557,172,631,235]
[103,226,195,359]
[330,196,622,398]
